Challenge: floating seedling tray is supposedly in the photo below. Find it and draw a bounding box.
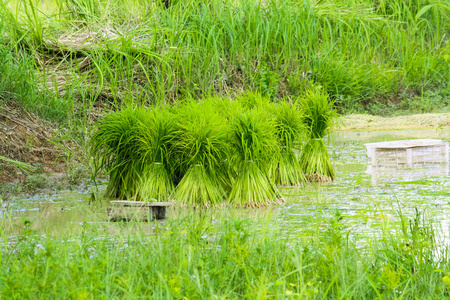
[365,139,449,169]
[365,139,449,185]
[107,201,171,222]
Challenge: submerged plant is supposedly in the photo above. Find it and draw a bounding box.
[271,102,306,186]
[299,91,338,181]
[228,111,282,207]
[172,103,230,206]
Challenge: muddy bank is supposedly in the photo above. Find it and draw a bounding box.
[0,102,65,183]
[340,113,450,131]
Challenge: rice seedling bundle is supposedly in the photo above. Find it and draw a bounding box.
[235,91,270,111]
[90,92,337,206]
[90,106,149,200]
[228,111,282,207]
[172,103,230,207]
[203,96,243,121]
[272,102,307,186]
[134,108,175,202]
[299,91,338,181]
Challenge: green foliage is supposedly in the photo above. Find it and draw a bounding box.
[1,0,449,115]
[172,103,230,206]
[254,63,280,98]
[299,90,338,180]
[1,207,449,298]
[228,111,281,206]
[0,155,37,173]
[0,45,69,122]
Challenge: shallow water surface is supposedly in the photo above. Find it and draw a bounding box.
[3,129,450,242]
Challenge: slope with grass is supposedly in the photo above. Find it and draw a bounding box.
[1,0,450,116]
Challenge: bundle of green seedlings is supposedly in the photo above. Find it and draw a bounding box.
[90,106,174,201]
[299,90,338,181]
[271,101,307,186]
[221,93,283,207]
[90,92,337,206]
[227,110,283,207]
[171,102,230,207]
[135,108,175,202]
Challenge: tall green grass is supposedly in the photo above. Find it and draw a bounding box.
[0,44,70,122]
[1,207,449,298]
[1,0,449,115]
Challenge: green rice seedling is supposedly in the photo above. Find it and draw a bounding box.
[89,106,148,200]
[299,90,338,181]
[172,102,230,207]
[271,102,307,186]
[235,91,271,111]
[202,96,243,121]
[228,111,282,207]
[135,107,175,202]
[299,138,335,181]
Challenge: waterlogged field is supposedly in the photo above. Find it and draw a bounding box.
[2,129,450,298]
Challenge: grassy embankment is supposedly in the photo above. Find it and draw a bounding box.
[1,206,450,298]
[1,0,450,122]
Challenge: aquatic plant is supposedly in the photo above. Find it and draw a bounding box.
[172,103,230,206]
[228,111,282,207]
[271,101,306,186]
[299,91,338,181]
